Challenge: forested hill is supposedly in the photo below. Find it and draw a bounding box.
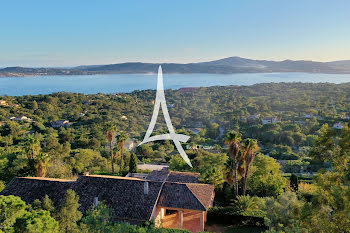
[1,57,350,77]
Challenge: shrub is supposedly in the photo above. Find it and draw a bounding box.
[232,195,266,213]
[207,206,267,227]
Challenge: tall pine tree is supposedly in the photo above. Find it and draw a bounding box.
[55,189,82,233]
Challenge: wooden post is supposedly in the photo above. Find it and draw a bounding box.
[200,211,205,232]
[178,210,183,228]
[160,208,165,225]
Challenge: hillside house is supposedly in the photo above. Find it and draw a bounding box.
[137,163,169,171]
[10,116,32,122]
[185,128,202,135]
[333,122,345,129]
[0,168,214,232]
[261,117,281,125]
[124,139,137,152]
[51,120,72,128]
[0,100,9,107]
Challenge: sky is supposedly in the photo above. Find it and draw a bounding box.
[1,0,350,67]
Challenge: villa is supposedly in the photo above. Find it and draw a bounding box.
[50,120,72,128]
[124,139,137,152]
[9,116,32,122]
[333,122,345,129]
[262,117,281,125]
[185,128,202,135]
[0,100,9,107]
[0,168,214,232]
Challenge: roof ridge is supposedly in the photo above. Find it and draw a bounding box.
[150,172,171,220]
[83,175,144,181]
[19,177,76,182]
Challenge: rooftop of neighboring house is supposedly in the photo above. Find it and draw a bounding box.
[146,168,201,183]
[262,116,280,120]
[137,163,169,171]
[185,128,202,134]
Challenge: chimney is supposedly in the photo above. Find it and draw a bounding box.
[93,197,98,208]
[144,181,149,195]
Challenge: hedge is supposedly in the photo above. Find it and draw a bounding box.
[207,207,267,227]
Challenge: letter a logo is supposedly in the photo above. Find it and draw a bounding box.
[139,66,192,167]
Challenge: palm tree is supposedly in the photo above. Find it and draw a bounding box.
[224,159,234,188]
[232,195,261,212]
[224,131,242,196]
[106,125,117,174]
[241,138,259,195]
[25,136,41,160]
[25,136,41,175]
[116,131,128,173]
[35,152,50,177]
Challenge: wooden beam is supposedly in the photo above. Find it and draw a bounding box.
[157,206,203,213]
[178,210,183,228]
[200,211,205,232]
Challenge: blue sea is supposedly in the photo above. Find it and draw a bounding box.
[1,72,350,96]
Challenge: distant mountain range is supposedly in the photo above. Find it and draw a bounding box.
[1,57,350,77]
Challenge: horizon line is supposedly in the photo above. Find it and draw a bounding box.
[2,56,350,69]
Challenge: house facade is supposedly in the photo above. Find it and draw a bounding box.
[50,120,72,128]
[262,117,281,125]
[0,168,214,232]
[9,116,32,122]
[0,100,9,107]
[333,122,345,129]
[124,139,137,152]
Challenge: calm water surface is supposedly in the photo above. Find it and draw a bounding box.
[1,72,350,96]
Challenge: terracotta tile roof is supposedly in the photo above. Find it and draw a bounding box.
[186,183,215,210]
[146,168,170,182]
[19,177,76,182]
[73,176,163,221]
[157,182,214,211]
[167,171,200,183]
[0,172,214,222]
[85,174,144,181]
[0,177,74,206]
[147,168,200,183]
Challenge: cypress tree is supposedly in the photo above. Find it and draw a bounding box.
[290,174,299,191]
[129,153,138,173]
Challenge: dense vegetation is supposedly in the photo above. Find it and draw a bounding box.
[1,82,350,232]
